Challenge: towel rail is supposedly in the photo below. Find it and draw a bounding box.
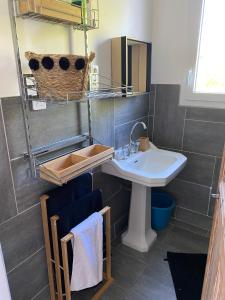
[40,195,114,300]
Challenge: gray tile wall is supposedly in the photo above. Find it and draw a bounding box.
[0,87,224,298]
[0,93,152,299]
[152,84,225,235]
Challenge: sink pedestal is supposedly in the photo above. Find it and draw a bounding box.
[122,182,157,252]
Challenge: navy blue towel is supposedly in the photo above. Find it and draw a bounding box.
[46,174,93,280]
[57,189,104,278]
[46,173,93,219]
[57,188,103,238]
[45,174,104,287]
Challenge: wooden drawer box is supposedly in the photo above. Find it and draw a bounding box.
[18,0,82,25]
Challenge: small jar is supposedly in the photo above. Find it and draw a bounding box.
[139,137,150,151]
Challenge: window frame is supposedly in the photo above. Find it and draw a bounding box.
[179,0,225,109]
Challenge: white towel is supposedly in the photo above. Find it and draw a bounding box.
[70,212,103,291]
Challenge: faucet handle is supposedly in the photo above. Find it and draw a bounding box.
[115,147,125,160]
[123,144,130,158]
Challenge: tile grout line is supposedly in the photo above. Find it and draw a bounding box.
[0,202,40,228]
[210,156,217,190]
[151,89,156,142]
[113,223,116,240]
[181,108,187,149]
[31,284,49,300]
[174,177,212,189]
[10,155,24,162]
[147,93,150,139]
[176,205,213,219]
[174,206,178,219]
[207,156,217,216]
[7,246,44,275]
[147,115,150,138]
[159,145,219,159]
[207,187,212,217]
[113,98,116,148]
[185,118,225,125]
[0,100,19,214]
[148,91,151,117]
[105,185,123,203]
[173,216,211,233]
[114,212,128,228]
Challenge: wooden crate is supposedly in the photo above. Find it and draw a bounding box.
[40,144,114,185]
[40,154,88,179]
[75,144,114,162]
[18,0,82,25]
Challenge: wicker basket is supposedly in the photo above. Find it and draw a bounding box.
[25,51,95,101]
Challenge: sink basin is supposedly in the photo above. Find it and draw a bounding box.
[102,143,187,252]
[102,143,186,187]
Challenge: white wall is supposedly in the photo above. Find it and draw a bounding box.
[0,0,20,97]
[88,0,153,80]
[0,244,12,300]
[151,0,202,84]
[17,20,72,74]
[0,0,153,98]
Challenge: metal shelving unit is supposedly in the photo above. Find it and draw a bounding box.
[8,0,133,178]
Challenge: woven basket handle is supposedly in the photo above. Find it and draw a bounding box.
[25,51,36,60]
[25,51,95,62]
[88,52,95,63]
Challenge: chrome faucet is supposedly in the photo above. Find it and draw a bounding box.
[129,121,147,152]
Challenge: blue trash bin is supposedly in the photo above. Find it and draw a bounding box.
[151,191,175,230]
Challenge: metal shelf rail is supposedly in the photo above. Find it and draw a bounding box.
[15,0,100,30]
[23,74,134,104]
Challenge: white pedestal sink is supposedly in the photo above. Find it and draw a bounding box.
[122,183,157,252]
[102,143,187,252]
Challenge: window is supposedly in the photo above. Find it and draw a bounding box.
[180,0,225,108]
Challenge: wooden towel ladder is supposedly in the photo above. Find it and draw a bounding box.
[40,194,114,300]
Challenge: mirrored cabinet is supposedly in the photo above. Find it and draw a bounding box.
[111,36,152,95]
